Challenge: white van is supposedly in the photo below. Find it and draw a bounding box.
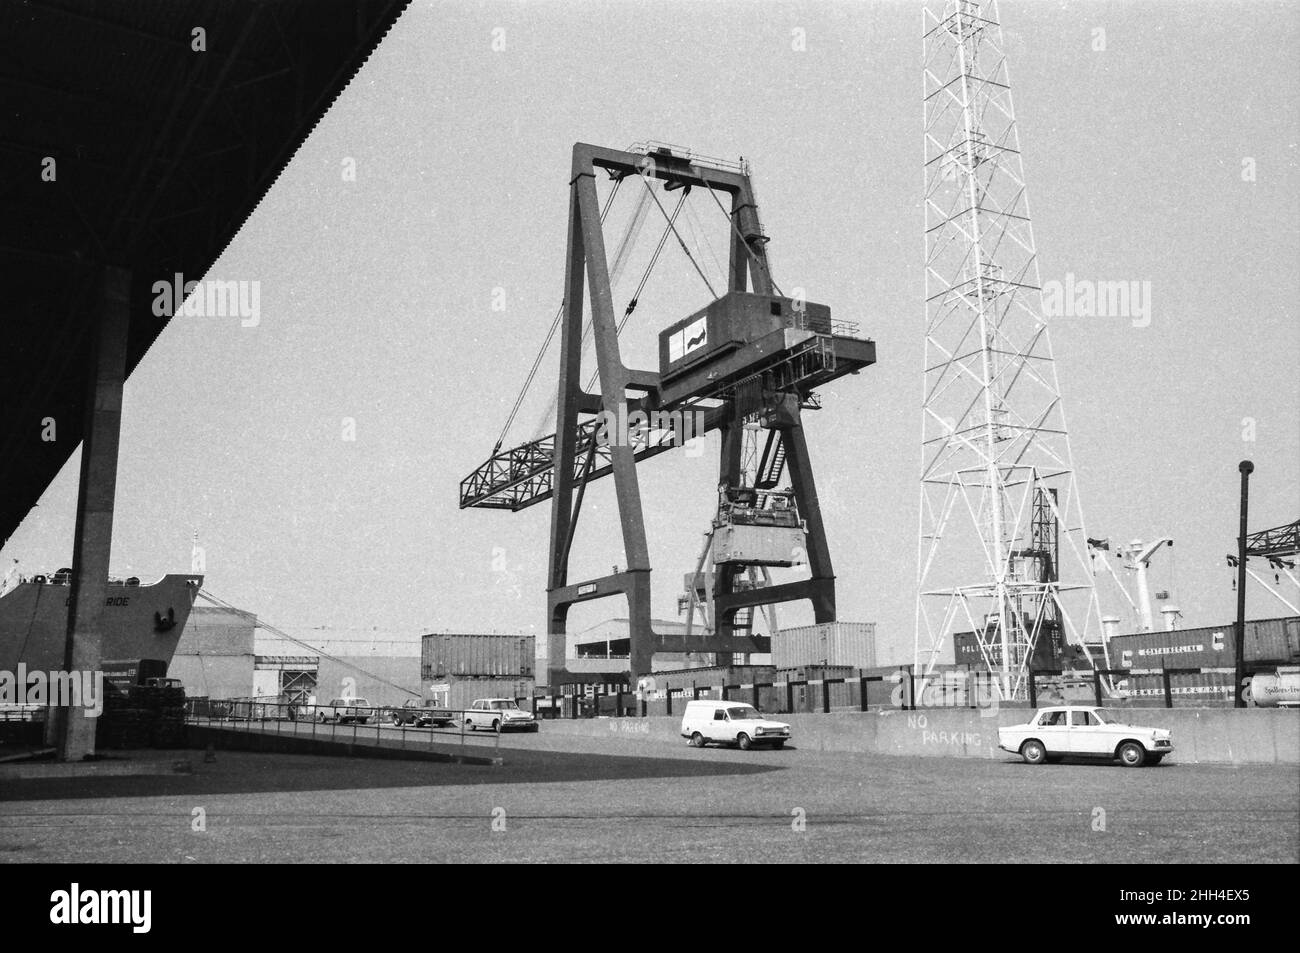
[680,700,791,750]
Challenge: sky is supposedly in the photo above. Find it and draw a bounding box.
[4,0,1298,665]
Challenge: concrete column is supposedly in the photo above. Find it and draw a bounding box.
[53,266,130,760]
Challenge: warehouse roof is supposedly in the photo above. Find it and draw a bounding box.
[0,0,411,546]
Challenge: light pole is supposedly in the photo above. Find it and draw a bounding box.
[1235,460,1254,708]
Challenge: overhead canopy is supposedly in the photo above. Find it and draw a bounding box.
[0,0,411,546]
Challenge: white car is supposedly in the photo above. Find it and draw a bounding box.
[463,698,539,732]
[680,700,790,750]
[315,697,373,725]
[998,706,1173,768]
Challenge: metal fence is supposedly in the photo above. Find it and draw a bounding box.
[0,704,46,723]
[538,663,1249,718]
[1028,667,1242,709]
[182,698,554,753]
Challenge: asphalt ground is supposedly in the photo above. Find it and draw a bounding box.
[1,725,1296,863]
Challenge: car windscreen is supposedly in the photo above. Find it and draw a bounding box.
[490,700,518,710]
[727,707,762,719]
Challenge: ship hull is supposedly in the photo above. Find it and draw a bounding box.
[0,574,203,677]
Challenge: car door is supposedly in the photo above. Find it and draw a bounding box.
[1035,709,1069,754]
[706,707,728,743]
[1068,709,1108,755]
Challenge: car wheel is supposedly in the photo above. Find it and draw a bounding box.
[1021,739,1047,765]
[492,718,502,732]
[390,714,402,727]
[316,712,326,723]
[465,718,475,731]
[737,733,753,751]
[690,732,705,748]
[1118,741,1147,768]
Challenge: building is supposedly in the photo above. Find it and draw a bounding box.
[252,656,320,703]
[271,635,422,708]
[169,605,256,700]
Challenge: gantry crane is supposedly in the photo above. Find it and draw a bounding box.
[459,142,876,689]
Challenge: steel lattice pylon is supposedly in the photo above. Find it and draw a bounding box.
[916,0,1104,699]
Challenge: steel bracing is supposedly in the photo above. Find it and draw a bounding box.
[1236,519,1300,614]
[916,0,1103,699]
[460,142,875,687]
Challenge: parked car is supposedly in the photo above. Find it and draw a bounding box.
[385,698,455,727]
[680,700,790,750]
[463,698,539,732]
[997,706,1172,767]
[142,677,184,689]
[316,697,373,725]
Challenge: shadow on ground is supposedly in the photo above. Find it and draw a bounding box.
[0,745,781,803]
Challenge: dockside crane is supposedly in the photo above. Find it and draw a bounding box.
[459,142,876,690]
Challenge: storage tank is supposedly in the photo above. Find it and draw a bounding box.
[771,622,876,670]
[1248,670,1300,708]
[420,633,535,680]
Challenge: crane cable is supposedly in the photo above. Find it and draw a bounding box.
[682,189,727,291]
[534,182,689,434]
[196,589,421,699]
[491,177,625,456]
[695,165,784,298]
[582,185,690,395]
[500,162,758,453]
[638,172,716,298]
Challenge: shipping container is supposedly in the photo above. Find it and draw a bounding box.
[1126,670,1235,707]
[713,522,806,567]
[952,625,1068,673]
[650,664,777,694]
[772,622,876,670]
[421,633,535,680]
[952,630,1000,667]
[1107,616,1299,671]
[774,664,857,711]
[427,676,535,713]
